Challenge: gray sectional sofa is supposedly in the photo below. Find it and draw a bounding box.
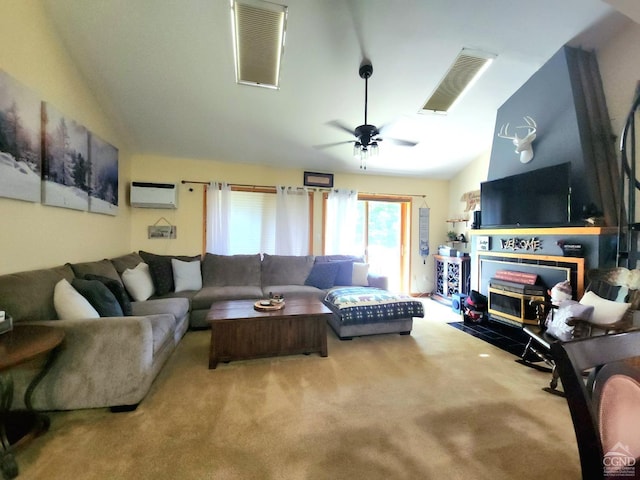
[0,251,407,412]
[0,252,190,412]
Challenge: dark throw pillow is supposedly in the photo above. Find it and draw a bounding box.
[305,262,340,289]
[330,260,354,286]
[147,259,174,296]
[84,274,133,316]
[72,278,124,317]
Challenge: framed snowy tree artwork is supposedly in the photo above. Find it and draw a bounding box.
[0,70,42,202]
[42,102,89,211]
[88,133,118,215]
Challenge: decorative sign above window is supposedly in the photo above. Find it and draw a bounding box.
[303,171,333,188]
[501,237,542,252]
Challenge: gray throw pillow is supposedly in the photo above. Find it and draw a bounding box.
[72,278,124,317]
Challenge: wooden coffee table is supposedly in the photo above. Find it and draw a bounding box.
[206,297,331,369]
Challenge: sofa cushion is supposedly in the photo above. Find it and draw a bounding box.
[262,254,315,286]
[201,254,261,287]
[192,286,264,310]
[146,313,175,358]
[121,262,155,301]
[69,259,121,284]
[261,285,324,298]
[315,254,365,264]
[54,279,100,320]
[72,278,124,317]
[110,252,144,275]
[172,258,202,292]
[83,274,133,316]
[131,297,190,326]
[0,264,75,322]
[305,262,340,289]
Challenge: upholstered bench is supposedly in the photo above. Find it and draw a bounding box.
[323,287,424,340]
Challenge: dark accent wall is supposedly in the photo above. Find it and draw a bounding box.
[488,46,605,223]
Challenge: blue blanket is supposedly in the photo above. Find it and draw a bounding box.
[324,287,425,326]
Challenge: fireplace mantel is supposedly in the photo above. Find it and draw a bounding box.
[468,226,617,305]
[470,226,616,236]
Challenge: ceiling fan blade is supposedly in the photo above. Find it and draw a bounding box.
[386,137,418,147]
[327,120,355,136]
[313,140,355,149]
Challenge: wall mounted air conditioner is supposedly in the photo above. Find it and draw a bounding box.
[130,182,178,209]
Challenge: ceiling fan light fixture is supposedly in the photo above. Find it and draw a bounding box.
[353,142,362,158]
[354,141,378,169]
[230,0,288,89]
[420,48,496,114]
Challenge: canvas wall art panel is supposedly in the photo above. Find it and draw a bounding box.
[88,133,118,215]
[42,102,89,211]
[0,70,42,202]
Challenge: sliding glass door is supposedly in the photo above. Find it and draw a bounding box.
[356,196,411,292]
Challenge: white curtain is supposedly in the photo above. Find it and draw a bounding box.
[206,182,231,254]
[325,189,360,255]
[275,186,310,255]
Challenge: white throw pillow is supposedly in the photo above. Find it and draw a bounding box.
[54,278,100,320]
[172,258,202,292]
[352,263,369,286]
[579,290,630,326]
[545,300,594,341]
[121,262,155,301]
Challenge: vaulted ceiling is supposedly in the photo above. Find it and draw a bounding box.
[42,0,634,179]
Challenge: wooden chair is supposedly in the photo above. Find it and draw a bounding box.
[551,331,640,480]
[518,267,640,395]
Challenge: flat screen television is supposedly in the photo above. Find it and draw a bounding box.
[480,162,571,228]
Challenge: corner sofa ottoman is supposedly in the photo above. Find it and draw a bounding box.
[322,286,425,340]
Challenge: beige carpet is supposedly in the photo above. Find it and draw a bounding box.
[15,300,581,479]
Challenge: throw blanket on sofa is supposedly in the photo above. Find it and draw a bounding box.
[324,287,425,325]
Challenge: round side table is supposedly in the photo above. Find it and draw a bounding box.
[0,325,65,480]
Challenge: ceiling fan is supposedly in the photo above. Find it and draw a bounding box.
[319,62,418,169]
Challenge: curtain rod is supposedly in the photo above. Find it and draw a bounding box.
[180,179,426,198]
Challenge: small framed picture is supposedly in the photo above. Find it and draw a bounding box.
[303,171,334,188]
[148,225,177,239]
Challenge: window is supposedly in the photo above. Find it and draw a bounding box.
[212,186,313,255]
[227,189,277,254]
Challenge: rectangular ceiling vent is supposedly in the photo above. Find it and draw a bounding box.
[421,48,495,114]
[231,0,288,89]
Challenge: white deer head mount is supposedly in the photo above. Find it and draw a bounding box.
[497,116,537,163]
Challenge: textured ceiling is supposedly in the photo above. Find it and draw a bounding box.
[42,0,628,179]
